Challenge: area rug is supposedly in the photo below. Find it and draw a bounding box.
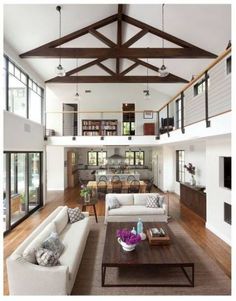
[72,217,231,295]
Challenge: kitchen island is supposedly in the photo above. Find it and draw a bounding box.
[95,170,140,182]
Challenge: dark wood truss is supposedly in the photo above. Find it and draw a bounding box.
[20,4,217,83]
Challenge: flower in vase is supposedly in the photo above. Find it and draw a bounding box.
[184,163,196,175]
[116,229,141,245]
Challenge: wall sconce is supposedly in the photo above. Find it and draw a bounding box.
[155,136,160,140]
[128,136,132,140]
[100,136,104,140]
[72,136,76,141]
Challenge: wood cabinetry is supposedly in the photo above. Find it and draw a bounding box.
[67,151,80,188]
[180,183,206,221]
[82,120,118,136]
[143,123,155,135]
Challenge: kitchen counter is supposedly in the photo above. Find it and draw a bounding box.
[95,170,140,182]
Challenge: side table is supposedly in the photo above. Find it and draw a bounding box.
[80,198,98,223]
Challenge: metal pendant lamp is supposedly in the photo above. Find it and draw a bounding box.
[158,4,169,78]
[55,6,66,77]
[143,57,151,100]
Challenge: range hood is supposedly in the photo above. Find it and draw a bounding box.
[108,148,124,160]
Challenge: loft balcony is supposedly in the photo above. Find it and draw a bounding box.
[45,48,231,147]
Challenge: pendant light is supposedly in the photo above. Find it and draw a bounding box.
[143,56,151,100]
[158,4,169,78]
[74,59,80,98]
[55,6,66,77]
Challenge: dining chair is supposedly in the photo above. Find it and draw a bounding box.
[127,175,136,182]
[111,180,122,193]
[111,175,120,182]
[97,180,107,198]
[128,180,140,193]
[99,175,108,182]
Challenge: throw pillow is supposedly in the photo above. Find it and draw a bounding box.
[146,195,160,208]
[67,207,85,223]
[53,206,69,234]
[41,232,64,258]
[108,196,120,210]
[35,248,60,267]
[158,195,165,207]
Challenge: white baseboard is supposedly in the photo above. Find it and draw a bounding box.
[206,222,231,246]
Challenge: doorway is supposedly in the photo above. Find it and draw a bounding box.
[63,103,78,136]
[122,103,135,135]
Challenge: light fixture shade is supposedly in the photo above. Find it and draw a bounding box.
[74,92,80,99]
[143,89,151,100]
[158,64,169,77]
[56,64,66,77]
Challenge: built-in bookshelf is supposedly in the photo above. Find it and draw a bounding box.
[82,119,118,136]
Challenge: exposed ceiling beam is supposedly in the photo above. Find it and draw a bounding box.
[45,75,188,83]
[122,29,148,48]
[119,62,139,76]
[129,58,160,72]
[97,62,116,76]
[66,58,106,76]
[89,29,117,48]
[116,4,123,74]
[20,14,118,57]
[21,47,217,59]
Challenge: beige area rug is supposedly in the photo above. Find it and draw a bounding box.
[72,217,231,295]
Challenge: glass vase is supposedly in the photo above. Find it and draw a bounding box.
[191,175,196,186]
[84,193,90,203]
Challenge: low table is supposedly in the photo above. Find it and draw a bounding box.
[101,222,194,287]
[79,198,98,223]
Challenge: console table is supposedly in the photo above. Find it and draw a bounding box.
[180,183,206,221]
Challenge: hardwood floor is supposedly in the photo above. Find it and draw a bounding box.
[3,186,231,295]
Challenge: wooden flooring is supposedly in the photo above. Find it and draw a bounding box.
[3,186,231,295]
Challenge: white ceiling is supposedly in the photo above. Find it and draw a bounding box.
[4,4,231,97]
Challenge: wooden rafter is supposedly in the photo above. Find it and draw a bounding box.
[45,75,188,84]
[22,47,216,59]
[20,4,218,83]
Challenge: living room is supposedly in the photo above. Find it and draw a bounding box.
[1,2,233,298]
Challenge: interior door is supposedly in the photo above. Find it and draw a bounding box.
[63,104,77,136]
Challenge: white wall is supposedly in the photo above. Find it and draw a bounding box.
[46,146,65,191]
[4,111,44,151]
[46,83,170,136]
[205,135,231,245]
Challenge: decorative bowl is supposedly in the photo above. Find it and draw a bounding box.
[117,237,136,251]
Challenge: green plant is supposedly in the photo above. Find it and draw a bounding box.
[80,185,91,197]
[20,193,26,204]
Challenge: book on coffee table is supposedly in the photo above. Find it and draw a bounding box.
[146,228,170,245]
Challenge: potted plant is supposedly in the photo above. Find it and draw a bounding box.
[20,193,26,211]
[184,163,196,186]
[116,228,141,251]
[80,185,91,202]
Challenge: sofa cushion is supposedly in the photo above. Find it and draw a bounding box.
[107,196,120,210]
[35,248,60,267]
[146,195,160,208]
[133,193,160,206]
[53,206,69,234]
[59,217,90,281]
[108,194,134,206]
[67,207,85,223]
[41,232,64,258]
[158,195,165,207]
[108,205,165,216]
[23,222,56,264]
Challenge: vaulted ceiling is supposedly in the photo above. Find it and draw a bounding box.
[4,3,231,96]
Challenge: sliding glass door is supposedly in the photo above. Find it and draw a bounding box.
[3,152,43,234]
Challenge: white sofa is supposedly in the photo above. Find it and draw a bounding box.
[6,206,91,295]
[105,193,168,223]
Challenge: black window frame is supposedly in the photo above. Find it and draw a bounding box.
[125,151,145,166]
[226,56,231,75]
[176,150,185,182]
[3,151,43,235]
[193,75,209,97]
[87,151,107,166]
[4,54,44,124]
[175,98,182,129]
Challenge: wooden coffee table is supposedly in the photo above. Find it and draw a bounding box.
[101,222,194,287]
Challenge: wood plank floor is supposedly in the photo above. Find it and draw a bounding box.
[3,186,231,295]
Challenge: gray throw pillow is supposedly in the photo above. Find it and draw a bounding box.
[146,195,160,208]
[41,232,64,258]
[35,248,60,267]
[158,195,165,207]
[108,197,120,210]
[67,207,85,223]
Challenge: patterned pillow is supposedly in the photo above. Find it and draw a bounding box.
[108,196,120,210]
[35,248,60,267]
[67,207,85,223]
[146,195,160,208]
[41,232,64,258]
